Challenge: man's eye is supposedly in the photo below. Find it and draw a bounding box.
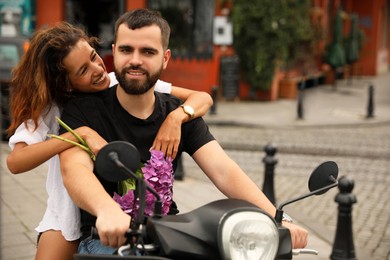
[120,48,131,53]
[91,53,97,61]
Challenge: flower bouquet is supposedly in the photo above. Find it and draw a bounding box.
[113,150,174,220]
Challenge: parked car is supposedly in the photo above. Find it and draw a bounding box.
[0,36,29,140]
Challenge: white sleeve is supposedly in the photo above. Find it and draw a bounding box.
[155,80,172,94]
[8,118,49,150]
[8,105,60,150]
[108,72,118,87]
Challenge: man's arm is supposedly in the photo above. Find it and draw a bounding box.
[191,140,308,249]
[59,146,130,248]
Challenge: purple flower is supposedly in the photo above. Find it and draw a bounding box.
[113,150,174,220]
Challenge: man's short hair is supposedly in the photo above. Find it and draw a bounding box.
[114,8,171,50]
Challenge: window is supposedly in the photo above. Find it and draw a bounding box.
[148,0,215,59]
[66,0,123,49]
[0,44,19,68]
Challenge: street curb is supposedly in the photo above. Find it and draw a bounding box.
[205,118,390,130]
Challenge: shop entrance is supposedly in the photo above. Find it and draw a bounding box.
[66,0,125,71]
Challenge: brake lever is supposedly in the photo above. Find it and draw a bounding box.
[292,248,319,255]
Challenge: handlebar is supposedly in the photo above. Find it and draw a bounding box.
[292,248,319,255]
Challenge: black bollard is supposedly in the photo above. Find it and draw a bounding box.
[262,143,278,205]
[174,157,185,181]
[297,80,306,120]
[330,176,357,260]
[210,86,218,115]
[366,84,375,118]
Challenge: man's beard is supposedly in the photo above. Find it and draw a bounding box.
[114,65,162,95]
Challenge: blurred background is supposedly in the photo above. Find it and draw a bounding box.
[1,0,389,105]
[1,1,389,259]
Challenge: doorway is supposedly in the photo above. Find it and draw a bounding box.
[66,0,125,72]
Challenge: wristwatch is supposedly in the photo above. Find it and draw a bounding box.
[180,105,195,120]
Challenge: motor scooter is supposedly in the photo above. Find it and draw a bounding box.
[75,141,339,260]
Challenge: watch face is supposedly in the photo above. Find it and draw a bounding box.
[182,105,194,118]
[185,105,194,115]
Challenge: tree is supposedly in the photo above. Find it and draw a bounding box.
[232,0,315,91]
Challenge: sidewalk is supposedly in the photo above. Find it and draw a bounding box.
[1,72,389,259]
[204,73,390,128]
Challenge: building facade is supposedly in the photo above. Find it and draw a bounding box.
[29,0,390,100]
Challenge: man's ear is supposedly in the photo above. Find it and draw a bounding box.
[163,49,171,69]
[111,44,115,56]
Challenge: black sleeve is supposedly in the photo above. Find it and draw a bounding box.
[182,117,215,156]
[59,98,90,135]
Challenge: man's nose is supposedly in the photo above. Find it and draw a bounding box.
[129,51,143,66]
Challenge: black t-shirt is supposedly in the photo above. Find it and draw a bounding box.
[59,85,215,237]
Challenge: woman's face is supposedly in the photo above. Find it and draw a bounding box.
[63,39,110,93]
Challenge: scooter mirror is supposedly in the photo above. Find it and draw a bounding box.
[95,141,141,182]
[308,161,338,195]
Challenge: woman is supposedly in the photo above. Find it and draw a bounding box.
[6,22,212,260]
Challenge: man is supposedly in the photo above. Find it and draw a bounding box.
[59,8,308,254]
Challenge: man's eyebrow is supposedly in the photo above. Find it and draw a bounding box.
[117,44,132,49]
[142,47,158,53]
[117,44,158,53]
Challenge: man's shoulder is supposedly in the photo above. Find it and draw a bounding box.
[155,92,181,105]
[66,88,114,106]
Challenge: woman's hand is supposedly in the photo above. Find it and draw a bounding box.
[150,111,182,160]
[76,126,108,156]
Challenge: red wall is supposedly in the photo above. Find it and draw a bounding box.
[343,0,388,75]
[36,0,64,28]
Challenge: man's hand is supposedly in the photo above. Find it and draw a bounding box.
[95,205,131,248]
[282,221,308,249]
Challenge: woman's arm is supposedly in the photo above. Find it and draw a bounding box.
[7,126,106,174]
[151,86,213,160]
[170,86,213,119]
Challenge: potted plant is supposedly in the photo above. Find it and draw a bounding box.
[231,0,316,100]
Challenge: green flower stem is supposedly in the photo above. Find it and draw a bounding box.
[47,134,95,160]
[55,117,88,147]
[47,117,96,161]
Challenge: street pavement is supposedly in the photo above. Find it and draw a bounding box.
[1,72,390,260]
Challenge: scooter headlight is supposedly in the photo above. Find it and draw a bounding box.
[219,211,279,260]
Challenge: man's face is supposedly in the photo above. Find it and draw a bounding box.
[112,24,170,95]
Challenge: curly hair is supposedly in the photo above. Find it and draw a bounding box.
[7,21,100,136]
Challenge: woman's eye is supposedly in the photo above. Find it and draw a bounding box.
[80,67,87,75]
[91,53,97,61]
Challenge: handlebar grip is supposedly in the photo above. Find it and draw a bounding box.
[292,248,319,255]
[91,227,100,239]
[89,227,139,240]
